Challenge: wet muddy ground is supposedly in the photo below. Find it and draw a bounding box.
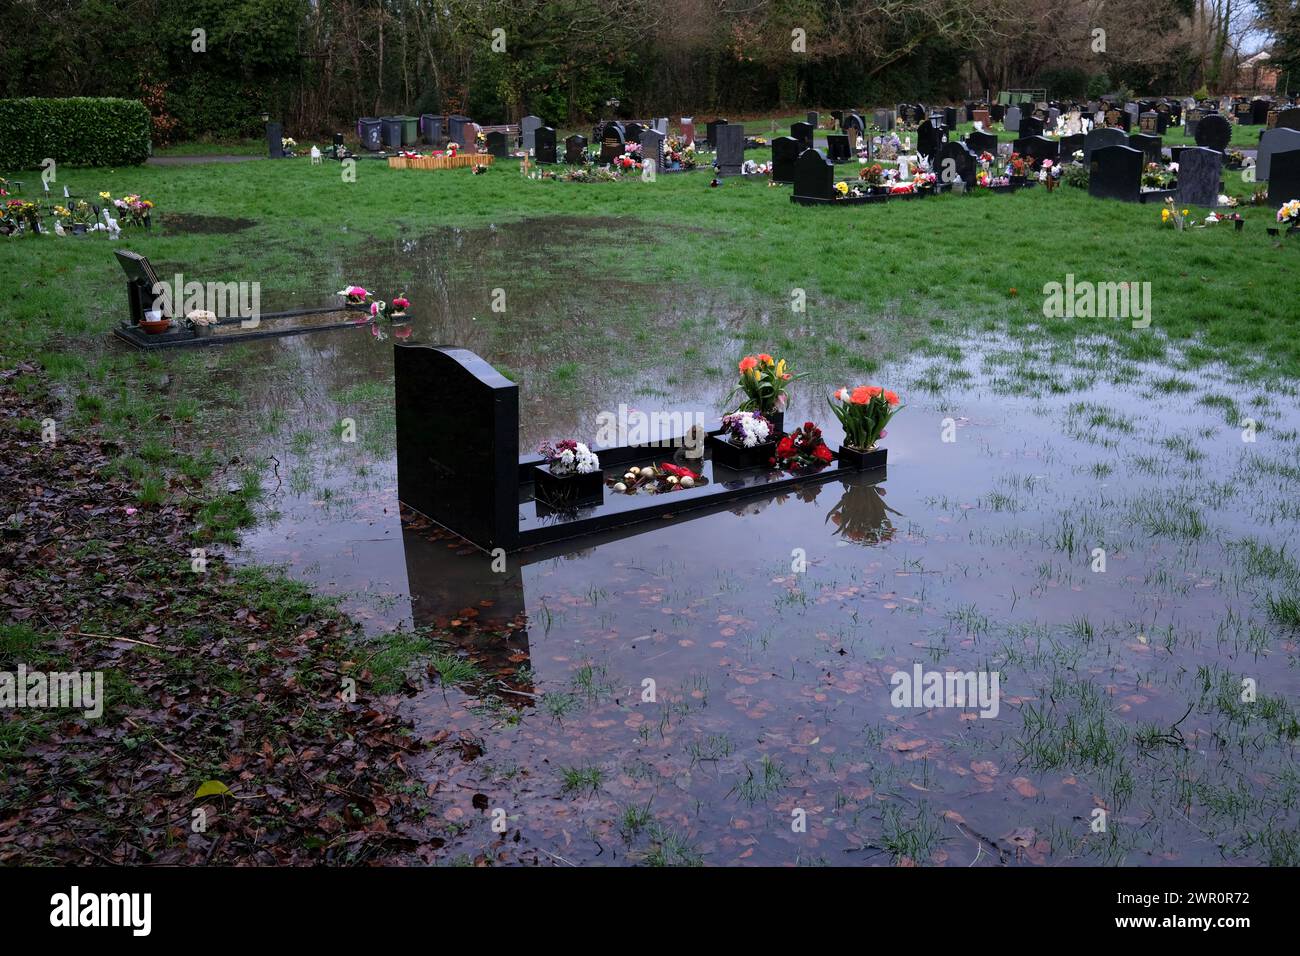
[157,217,1299,866]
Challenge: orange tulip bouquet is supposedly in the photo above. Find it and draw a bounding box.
[829,385,903,470]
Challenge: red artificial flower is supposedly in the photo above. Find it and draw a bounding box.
[813,445,834,463]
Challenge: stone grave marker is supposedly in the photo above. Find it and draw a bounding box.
[872,109,892,132]
[681,117,696,144]
[917,118,947,161]
[807,111,819,127]
[521,115,543,152]
[791,121,815,151]
[1004,106,1022,132]
[1277,108,1300,132]
[791,148,835,202]
[1251,99,1272,125]
[1195,113,1232,152]
[1258,127,1300,180]
[534,127,556,163]
[826,134,851,162]
[1128,132,1162,161]
[486,131,508,158]
[1139,111,1159,134]
[1088,144,1143,202]
[1019,115,1045,139]
[1014,135,1059,167]
[599,123,626,164]
[1269,149,1300,205]
[1185,107,1204,138]
[1083,126,1128,164]
[716,124,745,176]
[1058,133,1085,160]
[564,134,587,164]
[654,117,669,134]
[771,136,801,183]
[944,107,958,128]
[973,108,990,127]
[1176,146,1222,208]
[966,129,998,156]
[936,140,978,187]
[624,122,645,145]
[706,118,728,148]
[638,127,664,173]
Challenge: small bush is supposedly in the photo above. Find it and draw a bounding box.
[0,97,151,170]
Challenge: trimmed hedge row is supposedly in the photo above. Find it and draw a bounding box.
[0,98,151,170]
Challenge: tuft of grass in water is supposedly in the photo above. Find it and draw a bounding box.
[733,754,790,805]
[643,822,704,867]
[557,764,605,796]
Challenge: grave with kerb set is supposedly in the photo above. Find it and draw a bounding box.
[393,345,883,552]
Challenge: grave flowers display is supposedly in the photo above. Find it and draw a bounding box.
[725,353,802,435]
[390,295,410,318]
[859,164,885,193]
[1008,152,1035,182]
[772,422,834,471]
[829,385,903,470]
[1142,162,1174,189]
[609,461,705,494]
[1160,198,1189,230]
[710,411,776,470]
[1277,199,1300,232]
[337,285,370,306]
[535,439,604,504]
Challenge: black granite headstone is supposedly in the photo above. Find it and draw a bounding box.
[1176,146,1221,208]
[771,136,801,184]
[826,134,851,162]
[1083,127,1128,165]
[1269,148,1300,205]
[715,124,745,176]
[791,148,835,202]
[936,140,978,187]
[534,126,557,164]
[599,124,626,164]
[1058,133,1085,161]
[1019,115,1045,139]
[1088,144,1143,202]
[706,118,728,148]
[564,134,587,164]
[395,344,520,552]
[1195,113,1232,152]
[486,131,509,158]
[1128,133,1163,162]
[791,121,815,151]
[1251,99,1271,125]
[266,122,284,159]
[917,118,947,160]
[1014,135,1060,166]
[966,129,998,156]
[1277,108,1300,132]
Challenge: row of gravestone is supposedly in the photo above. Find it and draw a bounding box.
[1090,143,1300,207]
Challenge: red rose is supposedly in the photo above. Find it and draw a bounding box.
[814,445,833,462]
[777,437,795,458]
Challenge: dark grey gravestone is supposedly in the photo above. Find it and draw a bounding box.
[1058,133,1085,160]
[936,140,978,187]
[1269,149,1300,205]
[844,113,866,141]
[1128,133,1163,162]
[917,118,948,160]
[1195,113,1232,152]
[706,118,728,148]
[826,134,851,162]
[1184,108,1204,138]
[599,124,626,164]
[639,127,665,173]
[1259,128,1300,180]
[1089,144,1143,202]
[1176,147,1221,208]
[716,124,745,176]
[1083,127,1128,165]
[1139,111,1159,134]
[1276,108,1300,132]
[1019,115,1044,139]
[966,129,998,156]
[1014,135,1060,166]
[520,115,543,152]
[806,111,819,127]
[564,134,587,164]
[1251,99,1271,125]
[791,121,815,151]
[1047,107,1060,127]
[535,126,557,164]
[266,122,284,159]
[771,136,801,183]
[486,131,508,158]
[395,344,519,552]
[873,109,892,132]
[624,122,645,145]
[1004,106,1022,132]
[791,148,835,202]
[944,107,958,128]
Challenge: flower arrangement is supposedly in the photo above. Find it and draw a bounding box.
[390,295,410,317]
[1008,152,1034,178]
[613,152,641,171]
[609,461,702,494]
[773,422,834,470]
[1160,198,1189,230]
[1277,199,1300,227]
[369,300,386,319]
[471,163,488,175]
[835,181,850,197]
[859,163,883,184]
[281,137,297,156]
[1142,162,1174,189]
[829,386,903,451]
[721,411,772,448]
[337,285,369,304]
[727,353,802,417]
[538,439,601,475]
[561,167,621,183]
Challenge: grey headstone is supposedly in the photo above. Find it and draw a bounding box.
[521,115,543,152]
[639,128,665,173]
[1176,147,1221,208]
[1004,106,1021,132]
[1258,127,1300,180]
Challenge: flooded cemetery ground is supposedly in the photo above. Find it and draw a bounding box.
[166,217,1300,866]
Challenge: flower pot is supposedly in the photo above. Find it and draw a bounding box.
[765,410,785,436]
[837,444,887,470]
[709,433,777,471]
[390,310,408,321]
[139,318,171,335]
[533,465,604,505]
[1235,219,1244,232]
[190,322,215,337]
[71,224,87,235]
